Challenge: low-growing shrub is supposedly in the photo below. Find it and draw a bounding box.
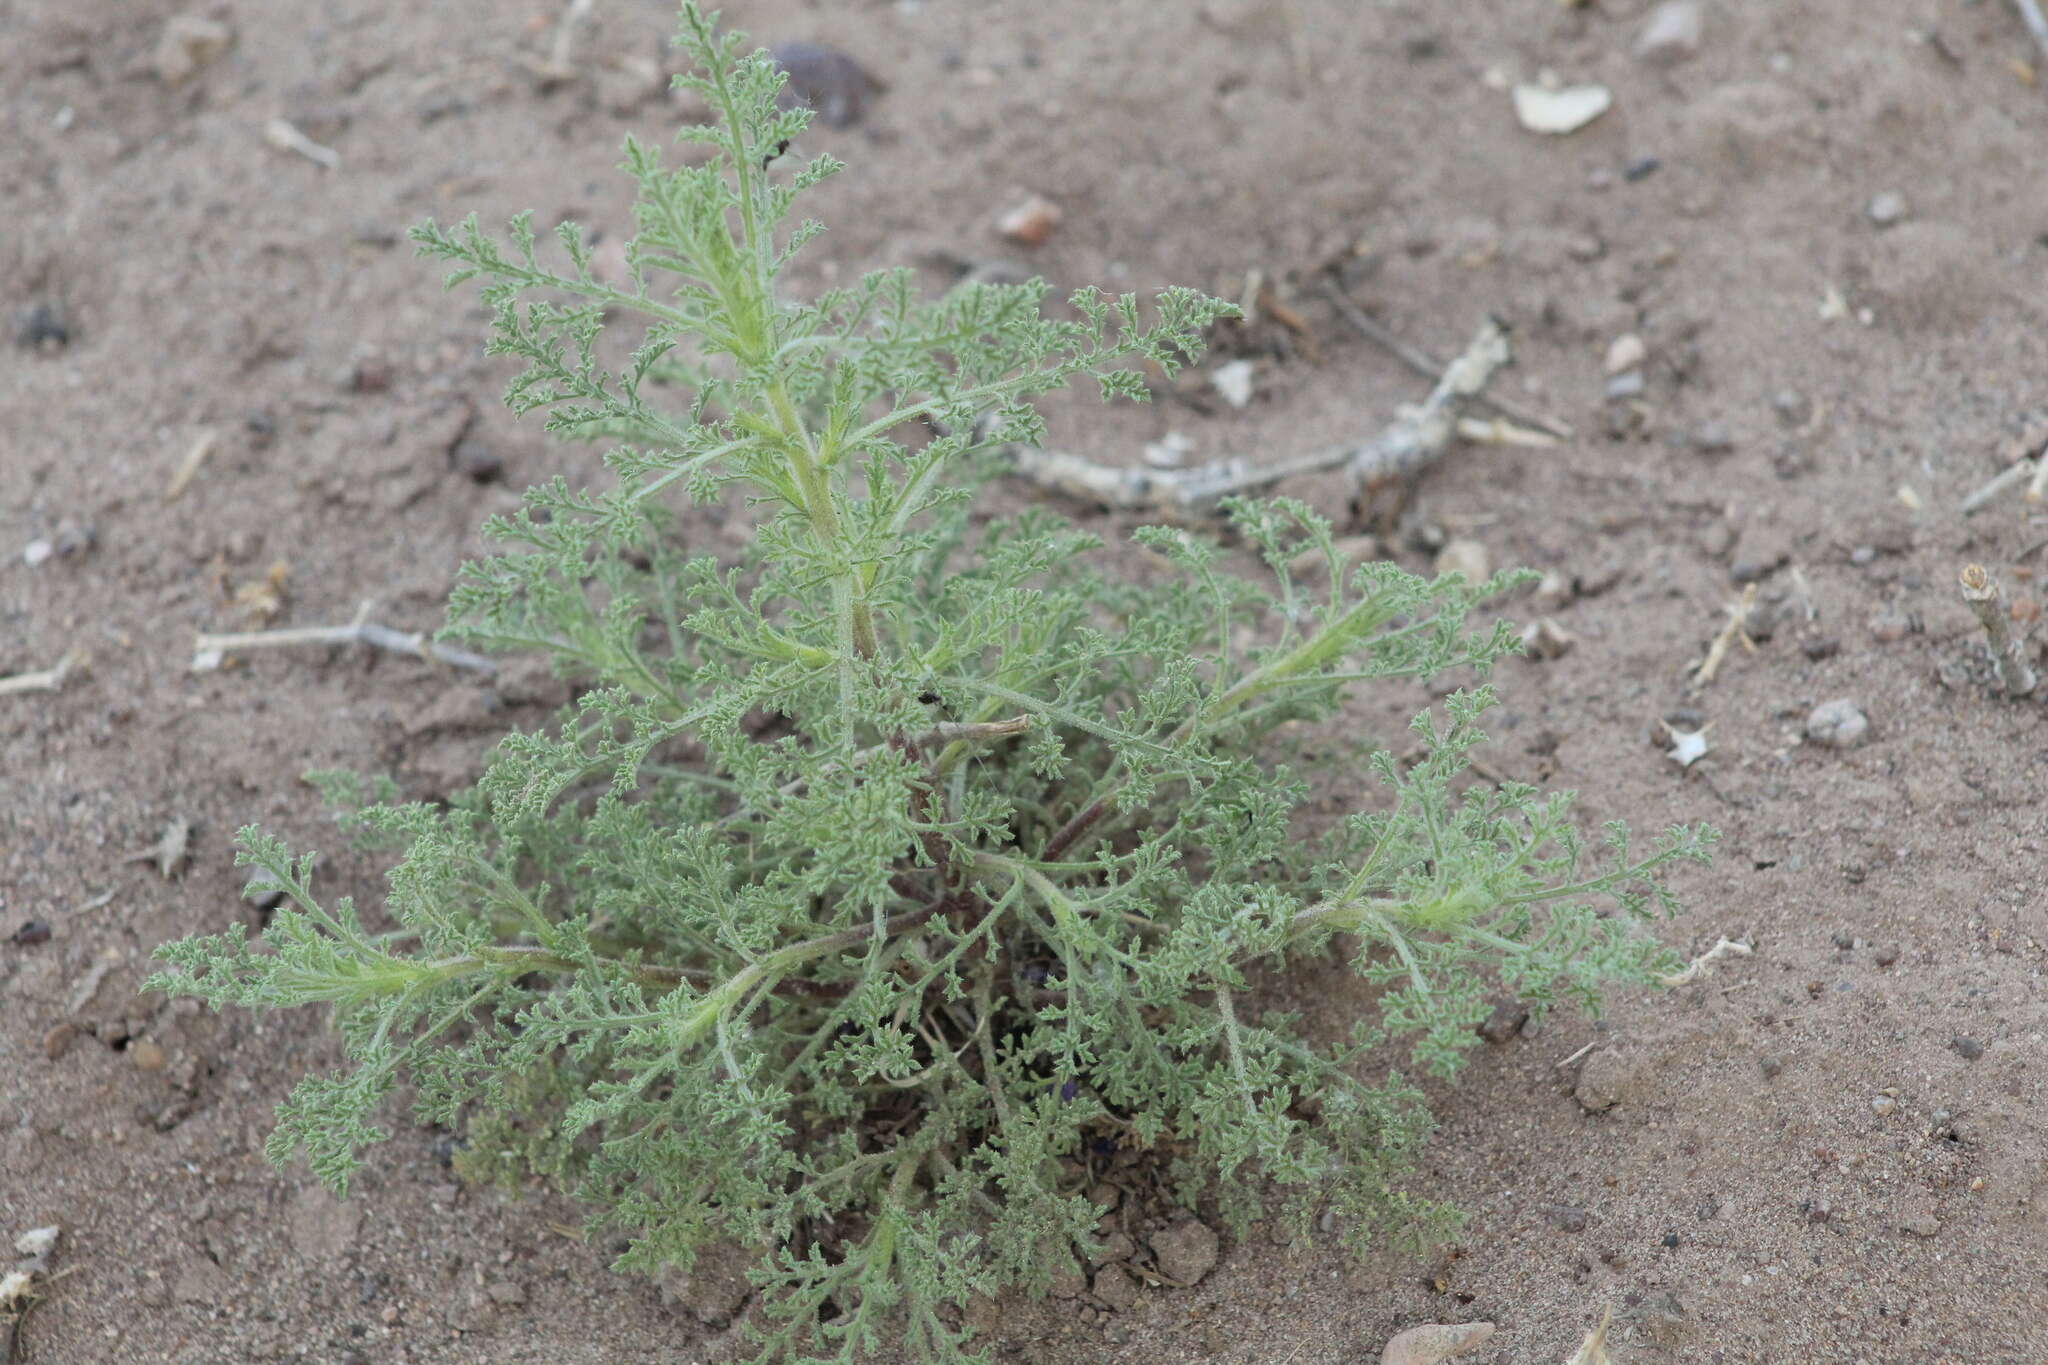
[151,8,1712,1360]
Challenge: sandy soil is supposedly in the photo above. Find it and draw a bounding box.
[6,1,2048,1362]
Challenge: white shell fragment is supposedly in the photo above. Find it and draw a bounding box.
[12,1226,58,1259]
[1210,359,1256,410]
[1604,332,1647,376]
[1512,82,1613,135]
[1664,724,1711,768]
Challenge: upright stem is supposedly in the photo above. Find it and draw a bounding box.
[1960,563,2037,697]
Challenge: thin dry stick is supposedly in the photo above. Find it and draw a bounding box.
[2018,0,2048,61]
[1564,1307,1615,1365]
[1692,583,1758,685]
[1657,936,1753,987]
[1319,281,1575,440]
[263,117,340,169]
[1554,1040,1598,1071]
[1960,458,2035,515]
[1960,563,2037,696]
[2027,458,2048,503]
[163,429,218,503]
[1004,318,1515,516]
[0,650,86,698]
[192,607,498,676]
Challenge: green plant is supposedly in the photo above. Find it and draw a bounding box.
[149,8,1714,1361]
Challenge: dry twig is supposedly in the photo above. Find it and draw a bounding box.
[191,605,497,677]
[1319,281,1574,440]
[1959,563,2038,696]
[263,117,340,168]
[1692,583,1758,685]
[1658,936,1753,987]
[0,650,86,698]
[2017,0,2048,63]
[519,0,596,84]
[1004,318,1515,518]
[1960,458,2036,515]
[163,428,218,503]
[1563,1307,1614,1365]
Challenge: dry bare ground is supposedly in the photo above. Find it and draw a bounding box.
[5,2,2048,1361]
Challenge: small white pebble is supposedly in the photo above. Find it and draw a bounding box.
[1806,698,1868,748]
[1866,191,1909,227]
[1604,333,1647,375]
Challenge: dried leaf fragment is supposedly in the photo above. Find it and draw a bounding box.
[133,819,194,880]
[155,14,233,87]
[232,561,292,623]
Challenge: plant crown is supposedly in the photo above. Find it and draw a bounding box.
[150,8,1714,1361]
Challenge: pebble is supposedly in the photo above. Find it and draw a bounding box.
[1539,1204,1589,1233]
[1866,608,1912,643]
[42,1023,77,1061]
[1623,155,1662,182]
[452,439,504,483]
[1866,191,1909,228]
[1951,1036,1984,1061]
[1633,1,1703,66]
[1534,569,1575,609]
[1092,1264,1139,1311]
[1758,1054,1783,1079]
[1433,539,1491,585]
[1574,1050,1635,1112]
[1476,999,1529,1044]
[1690,423,1735,454]
[1512,82,1613,136]
[1210,359,1256,410]
[1143,431,1193,469]
[348,356,393,394]
[129,1038,167,1073]
[768,41,881,129]
[1771,389,1810,425]
[1380,1321,1495,1365]
[1604,333,1647,375]
[1520,617,1576,660]
[154,14,233,87]
[1805,698,1868,748]
[484,1280,526,1306]
[1149,1214,1219,1286]
[1605,370,1646,400]
[1870,1095,1897,1117]
[14,303,70,351]
[10,920,52,947]
[996,194,1062,247]
[1873,945,1899,967]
